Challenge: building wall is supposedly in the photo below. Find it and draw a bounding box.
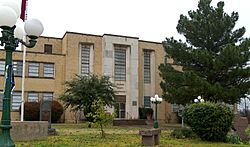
[0,32,178,123]
[61,33,103,121]
[26,37,62,54]
[139,41,166,122]
[0,36,65,120]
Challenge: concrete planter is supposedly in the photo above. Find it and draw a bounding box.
[10,121,48,141]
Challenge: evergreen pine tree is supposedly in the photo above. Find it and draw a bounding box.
[159,0,250,104]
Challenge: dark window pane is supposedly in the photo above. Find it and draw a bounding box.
[44,44,52,54]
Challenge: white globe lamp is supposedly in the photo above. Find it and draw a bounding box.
[0,6,17,27]
[24,18,44,37]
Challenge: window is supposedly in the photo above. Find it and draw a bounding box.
[13,61,23,76]
[43,63,54,78]
[80,44,90,75]
[143,50,151,83]
[115,95,126,118]
[44,44,52,54]
[172,103,179,113]
[43,92,53,101]
[28,62,39,77]
[28,92,39,102]
[114,46,126,81]
[144,96,151,107]
[0,60,5,75]
[12,92,22,110]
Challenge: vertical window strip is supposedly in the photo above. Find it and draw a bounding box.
[143,51,151,83]
[44,63,54,77]
[27,92,39,102]
[12,92,22,110]
[28,62,39,77]
[114,47,126,81]
[172,103,179,112]
[144,96,151,108]
[115,95,126,118]
[0,60,5,75]
[43,92,53,101]
[81,45,90,76]
[13,61,23,76]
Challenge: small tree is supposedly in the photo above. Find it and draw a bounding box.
[59,74,116,123]
[86,99,115,137]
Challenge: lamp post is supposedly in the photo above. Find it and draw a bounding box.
[150,94,162,129]
[0,1,43,146]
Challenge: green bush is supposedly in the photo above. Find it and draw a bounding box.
[23,100,64,123]
[226,134,242,144]
[139,107,153,119]
[170,128,197,139]
[183,102,234,142]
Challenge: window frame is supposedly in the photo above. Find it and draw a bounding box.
[43,63,55,78]
[12,91,22,111]
[0,60,5,75]
[172,103,179,113]
[80,44,91,76]
[143,50,151,83]
[13,61,23,76]
[42,92,53,101]
[144,96,151,108]
[44,44,53,54]
[27,92,39,102]
[28,62,39,77]
[114,46,126,81]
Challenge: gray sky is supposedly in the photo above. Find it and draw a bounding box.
[2,0,250,42]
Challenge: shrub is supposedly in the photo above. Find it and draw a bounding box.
[23,101,40,121]
[23,100,64,123]
[51,101,64,123]
[183,102,234,142]
[170,128,197,139]
[226,134,242,144]
[139,107,153,119]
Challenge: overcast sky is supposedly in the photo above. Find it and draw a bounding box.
[2,0,250,42]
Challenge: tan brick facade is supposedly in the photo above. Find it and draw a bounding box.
[0,32,178,123]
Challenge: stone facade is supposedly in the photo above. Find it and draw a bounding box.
[0,32,178,123]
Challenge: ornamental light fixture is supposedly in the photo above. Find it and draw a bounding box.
[0,1,43,146]
[150,94,162,128]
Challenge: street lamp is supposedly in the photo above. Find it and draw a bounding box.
[150,94,162,129]
[194,96,205,103]
[0,1,43,147]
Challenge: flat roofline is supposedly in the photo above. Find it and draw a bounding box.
[139,39,163,45]
[62,31,102,39]
[39,36,61,40]
[41,31,162,43]
[103,33,139,39]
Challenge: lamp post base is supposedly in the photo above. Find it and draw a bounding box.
[0,126,15,147]
[153,121,158,129]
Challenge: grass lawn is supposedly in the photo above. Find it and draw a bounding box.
[15,123,250,147]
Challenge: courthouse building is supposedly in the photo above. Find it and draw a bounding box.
[0,32,179,123]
